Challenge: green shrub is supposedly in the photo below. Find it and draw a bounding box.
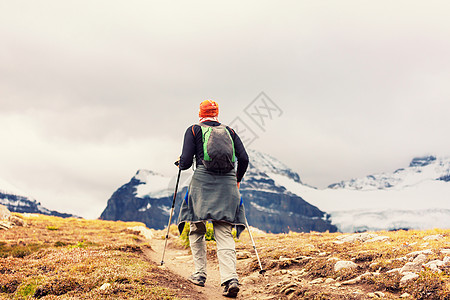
[168,224,179,236]
[67,240,97,249]
[54,241,67,247]
[68,240,86,249]
[178,222,216,248]
[17,282,38,298]
[204,223,215,242]
[1,243,45,258]
[178,223,190,248]
[11,248,31,258]
[0,242,8,258]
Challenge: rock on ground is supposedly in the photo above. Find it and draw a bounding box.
[412,254,428,264]
[99,283,111,290]
[334,260,358,272]
[241,272,260,284]
[0,204,11,220]
[127,226,153,240]
[365,236,390,243]
[406,249,433,258]
[9,215,25,226]
[310,278,324,284]
[400,262,422,274]
[400,272,419,285]
[0,221,12,230]
[237,251,252,260]
[423,234,444,241]
[374,291,385,297]
[335,233,379,243]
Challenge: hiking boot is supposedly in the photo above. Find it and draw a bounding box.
[188,274,206,287]
[222,278,239,298]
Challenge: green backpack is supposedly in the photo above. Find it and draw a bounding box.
[199,123,236,173]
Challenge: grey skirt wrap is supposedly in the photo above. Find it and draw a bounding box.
[177,166,247,238]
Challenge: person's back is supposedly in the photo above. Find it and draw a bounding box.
[176,100,249,298]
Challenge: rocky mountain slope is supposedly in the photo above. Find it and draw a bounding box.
[0,178,77,218]
[100,170,184,230]
[100,150,337,233]
[239,150,336,233]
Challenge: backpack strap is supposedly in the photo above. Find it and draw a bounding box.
[199,123,212,161]
[227,126,235,136]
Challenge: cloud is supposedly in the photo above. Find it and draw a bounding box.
[0,113,180,218]
[1,1,450,216]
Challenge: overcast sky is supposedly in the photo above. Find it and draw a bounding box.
[1,1,449,219]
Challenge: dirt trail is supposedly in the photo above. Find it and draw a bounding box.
[145,237,238,300]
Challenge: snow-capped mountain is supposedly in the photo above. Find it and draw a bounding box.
[270,155,450,232]
[101,152,450,233]
[238,150,336,233]
[246,150,302,184]
[100,150,337,233]
[328,155,450,190]
[0,177,77,218]
[100,169,190,230]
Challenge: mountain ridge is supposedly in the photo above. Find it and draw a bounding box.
[0,178,78,218]
[328,155,450,190]
[100,152,450,233]
[100,150,337,233]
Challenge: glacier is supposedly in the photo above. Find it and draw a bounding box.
[267,155,450,232]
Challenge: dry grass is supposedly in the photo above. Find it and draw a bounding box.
[0,214,196,300]
[2,214,450,299]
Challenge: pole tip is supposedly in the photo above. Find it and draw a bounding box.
[259,269,266,275]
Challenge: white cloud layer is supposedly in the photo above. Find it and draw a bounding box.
[1,1,449,218]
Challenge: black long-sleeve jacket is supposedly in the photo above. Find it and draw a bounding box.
[179,121,249,182]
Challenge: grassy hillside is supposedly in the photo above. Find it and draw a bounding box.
[0,214,195,299]
[1,213,450,299]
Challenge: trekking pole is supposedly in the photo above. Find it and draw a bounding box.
[161,168,181,265]
[245,220,266,274]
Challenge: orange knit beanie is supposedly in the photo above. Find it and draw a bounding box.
[199,100,219,118]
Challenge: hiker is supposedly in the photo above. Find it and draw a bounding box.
[176,100,249,298]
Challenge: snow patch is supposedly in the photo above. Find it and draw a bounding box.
[247,149,301,183]
[158,205,171,216]
[133,169,190,199]
[250,201,278,214]
[134,170,174,198]
[138,203,152,212]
